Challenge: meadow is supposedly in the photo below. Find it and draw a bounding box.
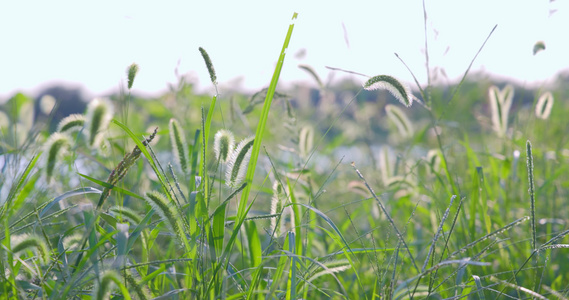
[2,11,569,300]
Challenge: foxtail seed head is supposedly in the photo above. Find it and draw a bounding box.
[43,132,72,182]
[533,41,546,55]
[299,125,314,159]
[127,63,139,89]
[535,91,554,120]
[488,85,514,137]
[199,47,217,85]
[270,181,288,236]
[92,270,123,300]
[214,129,235,163]
[110,206,143,225]
[385,104,414,139]
[363,75,413,107]
[57,114,86,133]
[225,136,254,188]
[0,110,9,130]
[12,234,50,264]
[39,95,56,114]
[426,149,443,174]
[85,98,114,148]
[169,118,189,174]
[144,191,182,239]
[306,259,351,283]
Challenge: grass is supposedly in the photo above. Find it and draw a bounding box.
[1,8,569,300]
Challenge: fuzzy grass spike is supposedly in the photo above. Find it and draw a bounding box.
[43,132,72,182]
[169,118,189,174]
[57,114,85,133]
[127,63,139,90]
[488,85,513,137]
[225,136,254,189]
[363,75,413,107]
[11,234,50,264]
[213,129,235,163]
[84,97,114,148]
[535,91,553,119]
[385,104,414,138]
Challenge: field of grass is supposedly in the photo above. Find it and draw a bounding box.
[2,11,569,300]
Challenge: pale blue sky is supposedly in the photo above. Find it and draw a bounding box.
[1,1,567,100]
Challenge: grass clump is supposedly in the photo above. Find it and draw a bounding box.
[2,7,569,300]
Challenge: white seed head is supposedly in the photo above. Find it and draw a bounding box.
[299,125,314,159]
[214,129,235,163]
[535,91,554,120]
[40,95,57,115]
[43,132,72,182]
[385,104,414,139]
[57,114,86,133]
[363,75,413,107]
[225,136,254,188]
[85,98,114,148]
[488,85,514,137]
[0,110,9,129]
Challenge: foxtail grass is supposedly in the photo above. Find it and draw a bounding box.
[169,118,189,174]
[363,75,413,107]
[84,98,114,148]
[299,125,314,160]
[488,85,513,137]
[92,270,132,300]
[535,91,553,119]
[56,114,85,133]
[143,191,183,241]
[533,41,546,55]
[39,95,56,115]
[213,129,234,163]
[11,234,50,264]
[225,136,254,189]
[126,63,139,90]
[199,47,217,86]
[43,132,71,183]
[526,140,536,250]
[385,104,414,139]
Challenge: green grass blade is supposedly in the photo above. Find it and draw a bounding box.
[237,12,298,220]
[0,153,41,220]
[286,231,296,300]
[245,221,262,268]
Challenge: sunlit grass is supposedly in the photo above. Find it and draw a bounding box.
[1,8,569,300]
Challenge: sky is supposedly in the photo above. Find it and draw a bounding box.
[1,1,568,100]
